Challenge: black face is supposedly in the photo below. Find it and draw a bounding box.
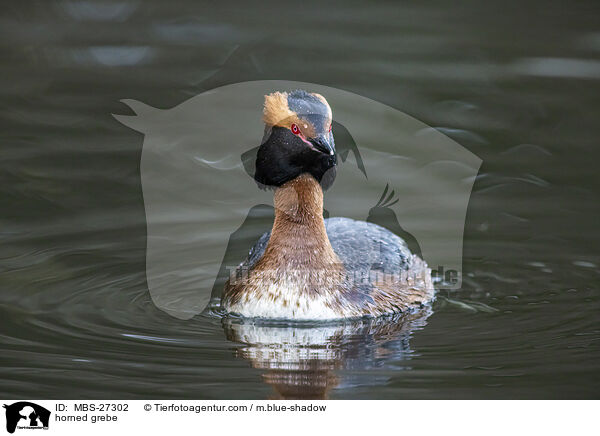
[254,124,337,190]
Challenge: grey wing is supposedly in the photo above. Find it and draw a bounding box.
[242,230,271,270]
[324,217,414,275]
[240,217,414,274]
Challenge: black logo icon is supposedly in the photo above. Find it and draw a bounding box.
[3,402,50,434]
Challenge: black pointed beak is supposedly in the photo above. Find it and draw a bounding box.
[310,135,335,157]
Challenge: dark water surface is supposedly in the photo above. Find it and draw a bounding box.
[1,0,599,399]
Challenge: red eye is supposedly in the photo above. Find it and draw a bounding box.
[291,124,300,135]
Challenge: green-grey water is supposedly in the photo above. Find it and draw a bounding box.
[1,0,599,399]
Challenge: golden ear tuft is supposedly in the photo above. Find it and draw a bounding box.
[263,91,295,127]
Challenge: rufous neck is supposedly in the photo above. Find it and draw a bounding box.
[265,174,337,266]
[273,173,324,225]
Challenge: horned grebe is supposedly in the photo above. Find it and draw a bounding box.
[223,90,434,320]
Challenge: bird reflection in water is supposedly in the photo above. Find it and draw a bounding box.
[222,308,432,399]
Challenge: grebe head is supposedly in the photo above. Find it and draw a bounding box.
[254,90,337,189]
